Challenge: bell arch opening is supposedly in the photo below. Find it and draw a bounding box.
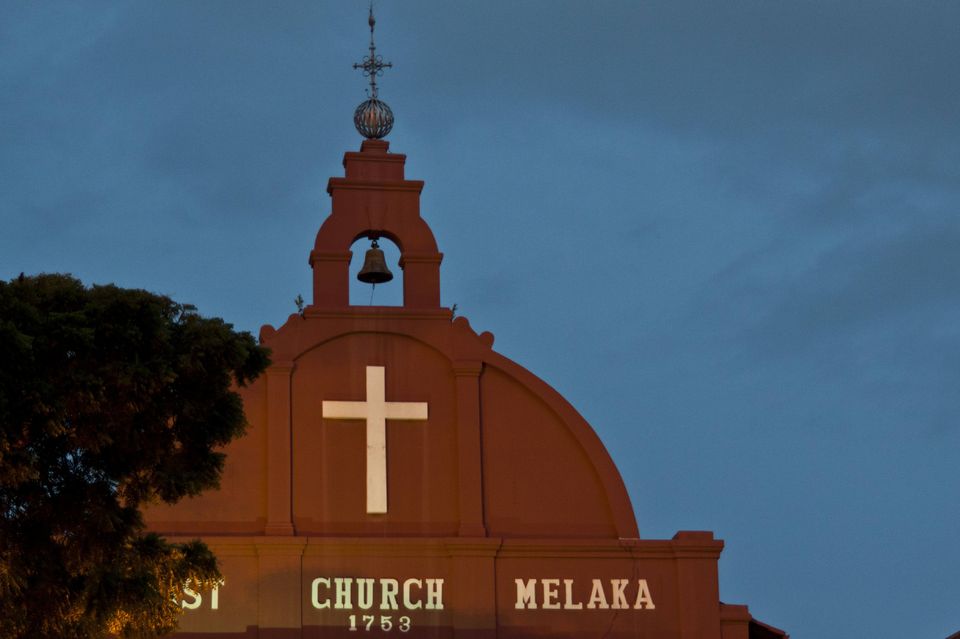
[349,235,403,307]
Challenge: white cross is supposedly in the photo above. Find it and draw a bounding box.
[321,366,428,514]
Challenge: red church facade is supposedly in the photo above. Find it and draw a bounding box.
[144,137,786,639]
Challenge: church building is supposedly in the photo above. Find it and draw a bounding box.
[144,10,788,639]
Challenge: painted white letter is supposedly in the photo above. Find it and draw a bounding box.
[542,579,561,609]
[633,579,655,610]
[357,578,375,610]
[181,585,201,610]
[334,577,353,610]
[210,585,219,610]
[563,579,583,610]
[610,579,629,609]
[425,579,445,610]
[403,579,423,610]
[380,578,399,610]
[312,578,331,609]
[515,579,538,610]
[587,579,609,610]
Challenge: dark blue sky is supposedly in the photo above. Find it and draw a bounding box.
[3,2,959,637]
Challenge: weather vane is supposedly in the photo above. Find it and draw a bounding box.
[352,3,394,139]
[354,3,391,99]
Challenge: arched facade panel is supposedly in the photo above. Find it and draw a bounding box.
[481,365,619,538]
[290,332,459,536]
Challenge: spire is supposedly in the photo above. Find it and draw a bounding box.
[352,3,394,139]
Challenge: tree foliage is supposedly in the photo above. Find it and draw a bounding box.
[0,274,270,638]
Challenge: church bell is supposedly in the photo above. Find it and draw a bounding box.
[357,238,393,284]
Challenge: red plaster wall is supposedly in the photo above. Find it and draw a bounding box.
[481,365,618,538]
[140,139,751,638]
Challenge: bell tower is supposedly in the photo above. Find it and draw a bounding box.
[308,138,443,309]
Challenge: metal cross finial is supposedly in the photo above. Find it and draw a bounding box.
[353,3,392,99]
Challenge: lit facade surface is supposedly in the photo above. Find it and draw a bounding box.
[144,139,787,639]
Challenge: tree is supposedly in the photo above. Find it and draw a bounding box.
[0,274,270,638]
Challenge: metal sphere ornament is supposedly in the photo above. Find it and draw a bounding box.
[354,98,394,139]
[352,5,396,140]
